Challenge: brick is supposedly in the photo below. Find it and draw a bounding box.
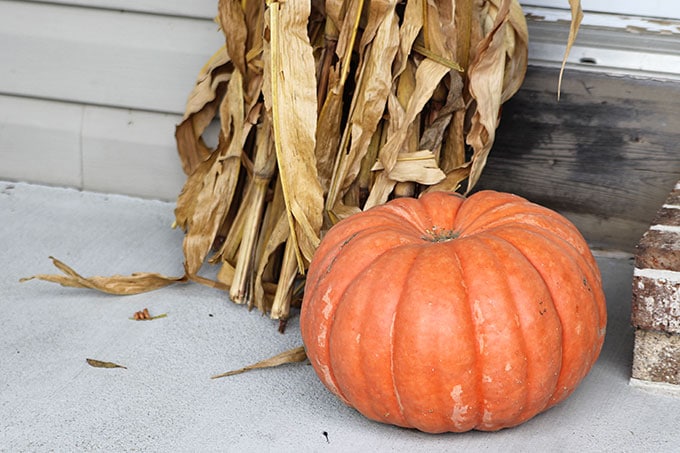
[632,329,680,386]
[651,184,680,225]
[659,187,680,211]
[653,206,680,227]
[634,229,680,270]
[631,271,680,333]
[631,180,680,388]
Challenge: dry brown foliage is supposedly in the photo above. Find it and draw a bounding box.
[24,0,582,327]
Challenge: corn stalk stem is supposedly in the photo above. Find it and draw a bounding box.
[270,237,297,320]
[325,40,370,217]
[229,118,276,304]
[317,17,339,111]
[394,59,418,199]
[448,0,475,174]
[355,122,384,206]
[252,178,286,312]
[339,0,365,88]
[229,177,270,304]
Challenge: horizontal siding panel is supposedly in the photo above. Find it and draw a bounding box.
[21,0,218,19]
[0,95,83,188]
[0,1,224,114]
[0,94,191,200]
[523,1,680,19]
[81,107,187,201]
[527,21,680,81]
[26,1,680,21]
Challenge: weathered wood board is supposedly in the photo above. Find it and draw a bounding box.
[476,66,680,251]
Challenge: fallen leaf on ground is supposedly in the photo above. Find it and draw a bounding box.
[130,308,168,321]
[211,345,307,379]
[20,257,186,295]
[86,358,127,369]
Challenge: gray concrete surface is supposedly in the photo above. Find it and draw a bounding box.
[1,181,679,452]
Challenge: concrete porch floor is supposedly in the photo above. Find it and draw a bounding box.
[1,181,679,452]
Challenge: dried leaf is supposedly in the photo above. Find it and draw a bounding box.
[364,58,450,209]
[182,70,246,277]
[130,308,167,321]
[218,0,248,77]
[264,1,324,269]
[558,0,583,100]
[423,0,455,61]
[229,119,276,304]
[20,257,186,295]
[438,72,467,173]
[242,1,264,69]
[254,209,289,312]
[352,123,385,210]
[393,0,422,79]
[253,180,289,313]
[500,0,529,103]
[326,4,400,213]
[29,0,561,327]
[371,150,445,184]
[323,0,345,33]
[387,58,450,170]
[189,273,230,292]
[411,44,463,72]
[176,46,232,175]
[174,149,218,232]
[332,0,364,86]
[132,307,150,320]
[270,238,297,320]
[465,0,527,193]
[174,116,215,177]
[183,46,232,120]
[216,260,236,287]
[422,166,471,194]
[420,72,465,157]
[315,72,344,193]
[211,346,307,379]
[86,358,127,370]
[357,0,394,51]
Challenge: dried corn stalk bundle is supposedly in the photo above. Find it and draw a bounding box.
[26,0,582,326]
[175,0,536,319]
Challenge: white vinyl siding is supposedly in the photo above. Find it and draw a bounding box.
[0,0,224,199]
[0,1,223,113]
[19,0,218,19]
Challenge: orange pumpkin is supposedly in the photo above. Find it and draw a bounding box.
[300,190,606,433]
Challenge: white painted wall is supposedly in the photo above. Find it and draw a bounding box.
[20,0,218,18]
[0,0,678,200]
[0,0,223,200]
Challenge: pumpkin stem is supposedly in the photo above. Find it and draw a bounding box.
[423,226,459,242]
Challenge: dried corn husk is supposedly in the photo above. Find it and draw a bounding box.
[24,0,583,327]
[20,257,186,295]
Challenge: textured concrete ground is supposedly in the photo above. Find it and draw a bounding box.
[2,181,680,452]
